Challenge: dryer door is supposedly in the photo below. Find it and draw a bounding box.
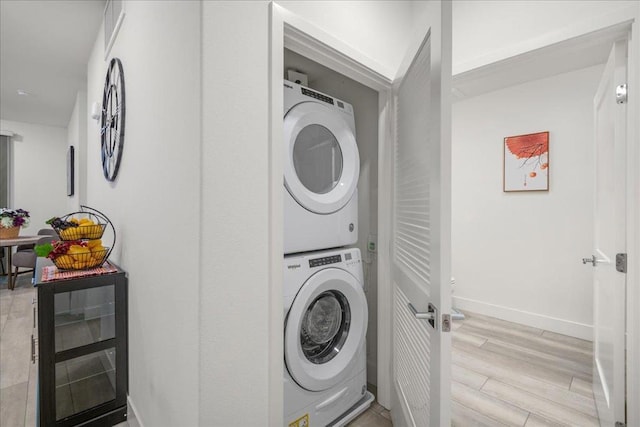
[284,102,360,214]
[285,268,367,392]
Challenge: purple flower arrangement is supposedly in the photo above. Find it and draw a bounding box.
[0,208,30,229]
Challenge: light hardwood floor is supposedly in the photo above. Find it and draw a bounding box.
[350,311,596,427]
[0,274,38,427]
[451,311,597,427]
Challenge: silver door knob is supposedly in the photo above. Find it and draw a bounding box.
[582,255,597,266]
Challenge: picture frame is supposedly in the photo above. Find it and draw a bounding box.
[67,146,74,196]
[503,131,549,192]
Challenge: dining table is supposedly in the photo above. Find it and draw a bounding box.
[0,235,43,290]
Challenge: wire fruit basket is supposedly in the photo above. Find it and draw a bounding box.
[46,206,116,271]
[51,247,109,270]
[51,213,108,240]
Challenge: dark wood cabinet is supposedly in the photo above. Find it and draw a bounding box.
[35,260,128,426]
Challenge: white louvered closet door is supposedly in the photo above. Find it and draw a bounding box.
[390,1,451,426]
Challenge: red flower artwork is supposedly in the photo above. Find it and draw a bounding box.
[505,133,549,160]
[503,131,549,192]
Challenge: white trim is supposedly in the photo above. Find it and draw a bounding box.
[452,21,631,100]
[376,88,393,409]
[103,0,126,60]
[268,4,285,427]
[453,296,593,341]
[277,6,394,83]
[624,6,640,427]
[0,130,14,137]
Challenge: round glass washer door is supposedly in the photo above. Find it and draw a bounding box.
[285,268,367,392]
[284,102,360,214]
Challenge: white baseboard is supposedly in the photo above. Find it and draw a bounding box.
[453,296,593,341]
[127,396,145,427]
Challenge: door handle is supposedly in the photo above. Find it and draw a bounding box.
[408,302,437,329]
[408,303,434,320]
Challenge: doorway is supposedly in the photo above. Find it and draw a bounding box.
[449,25,632,427]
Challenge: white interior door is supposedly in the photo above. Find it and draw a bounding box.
[592,39,627,427]
[390,1,451,426]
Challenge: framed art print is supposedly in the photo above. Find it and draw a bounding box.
[503,131,549,192]
[67,146,74,196]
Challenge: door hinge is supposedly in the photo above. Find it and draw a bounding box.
[441,313,451,332]
[616,253,627,273]
[616,84,627,104]
[615,421,626,427]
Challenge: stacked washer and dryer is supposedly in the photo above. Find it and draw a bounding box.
[283,80,374,427]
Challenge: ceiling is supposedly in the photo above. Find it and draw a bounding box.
[0,0,105,127]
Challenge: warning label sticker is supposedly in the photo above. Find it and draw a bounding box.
[288,413,309,427]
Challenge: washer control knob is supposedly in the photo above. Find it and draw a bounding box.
[349,223,354,232]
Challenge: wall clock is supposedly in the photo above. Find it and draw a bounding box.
[101,57,125,182]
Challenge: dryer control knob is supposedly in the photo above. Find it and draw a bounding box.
[349,223,354,232]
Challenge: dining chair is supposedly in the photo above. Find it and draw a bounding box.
[11,235,57,286]
[16,228,58,252]
[0,248,5,275]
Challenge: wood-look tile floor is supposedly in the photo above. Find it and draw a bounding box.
[0,273,38,427]
[451,310,597,427]
[349,311,596,427]
[347,400,392,427]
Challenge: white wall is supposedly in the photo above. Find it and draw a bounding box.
[200,2,272,425]
[452,64,604,339]
[450,0,637,74]
[66,91,86,212]
[283,48,380,386]
[0,119,68,231]
[277,1,414,78]
[84,2,201,426]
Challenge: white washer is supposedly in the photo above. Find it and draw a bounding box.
[284,80,359,254]
[284,248,373,427]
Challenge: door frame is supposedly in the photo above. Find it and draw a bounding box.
[269,2,396,418]
[624,8,640,427]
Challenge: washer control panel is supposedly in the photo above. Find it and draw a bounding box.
[309,254,342,268]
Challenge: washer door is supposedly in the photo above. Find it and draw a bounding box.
[285,268,367,392]
[284,102,360,214]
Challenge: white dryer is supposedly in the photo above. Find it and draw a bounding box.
[283,80,360,254]
[284,248,373,427]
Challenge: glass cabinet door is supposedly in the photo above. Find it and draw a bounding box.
[54,285,115,352]
[55,348,117,420]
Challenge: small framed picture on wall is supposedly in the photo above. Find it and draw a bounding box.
[67,146,74,196]
[503,131,549,192]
